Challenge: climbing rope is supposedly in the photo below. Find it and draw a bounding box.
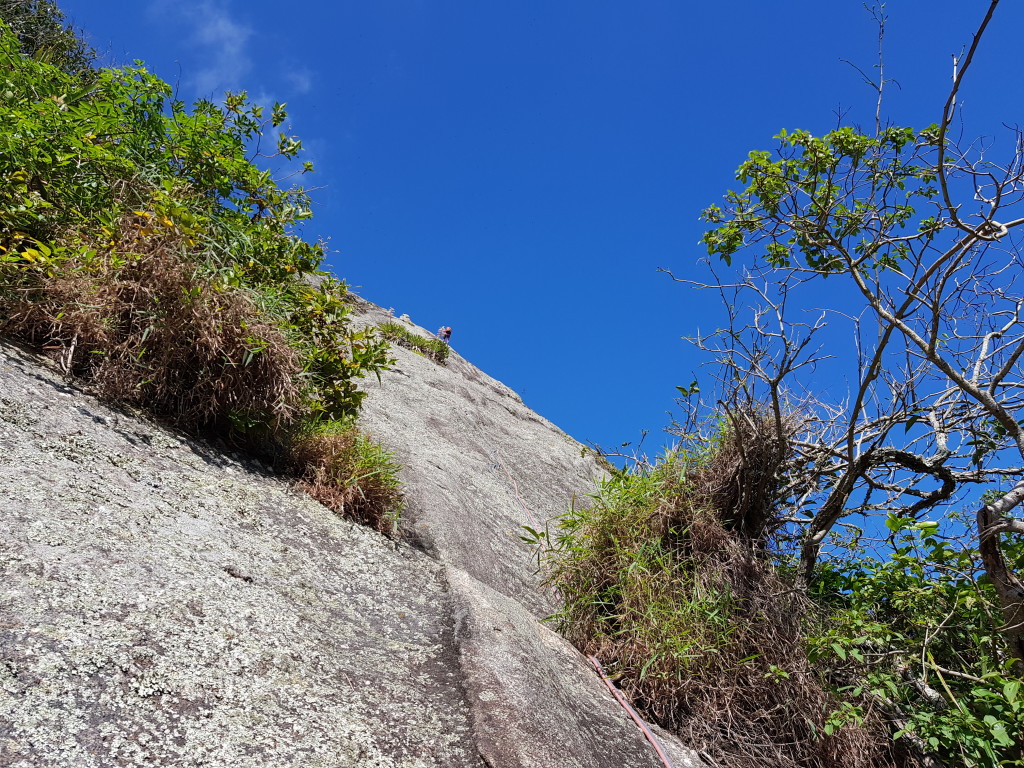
[486,447,542,532]
[485,444,677,768]
[587,655,677,768]
[486,447,555,593]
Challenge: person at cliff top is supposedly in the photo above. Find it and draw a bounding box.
[437,326,452,344]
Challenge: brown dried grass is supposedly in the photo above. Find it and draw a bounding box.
[1,214,406,535]
[692,408,793,543]
[618,527,896,767]
[290,424,402,533]
[0,215,300,431]
[551,408,907,768]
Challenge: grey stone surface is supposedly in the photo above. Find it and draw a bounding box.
[0,340,482,768]
[0,313,706,767]
[352,299,602,619]
[447,566,705,768]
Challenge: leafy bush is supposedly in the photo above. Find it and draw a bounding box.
[546,411,1024,766]
[807,517,1024,767]
[291,420,403,533]
[543,422,897,768]
[376,321,450,363]
[0,20,400,527]
[0,21,393,425]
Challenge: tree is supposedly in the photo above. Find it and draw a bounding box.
[0,0,94,73]
[689,0,1024,664]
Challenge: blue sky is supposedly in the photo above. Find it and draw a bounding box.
[55,0,1024,454]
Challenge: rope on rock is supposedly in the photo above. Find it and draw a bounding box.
[587,655,676,768]
[485,447,555,592]
[486,447,542,532]
[486,445,676,768]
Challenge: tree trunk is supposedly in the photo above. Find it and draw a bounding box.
[977,499,1024,666]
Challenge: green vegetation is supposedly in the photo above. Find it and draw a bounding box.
[0,0,93,73]
[808,519,1024,766]
[291,420,403,533]
[547,5,1024,766]
[0,12,401,528]
[546,421,1023,767]
[545,419,896,768]
[376,321,450,364]
[6,3,1020,765]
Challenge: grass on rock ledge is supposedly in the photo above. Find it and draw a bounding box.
[376,321,450,364]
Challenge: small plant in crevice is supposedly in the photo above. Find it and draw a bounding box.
[376,321,450,364]
[579,444,619,475]
[290,419,403,534]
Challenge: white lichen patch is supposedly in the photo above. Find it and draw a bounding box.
[0,341,481,768]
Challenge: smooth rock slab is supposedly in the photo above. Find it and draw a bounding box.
[448,566,706,768]
[0,329,706,768]
[0,340,482,768]
[352,300,605,619]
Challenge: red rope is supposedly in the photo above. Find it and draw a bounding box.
[491,453,674,766]
[497,457,541,531]
[587,655,676,768]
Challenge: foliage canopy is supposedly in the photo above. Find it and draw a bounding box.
[548,2,1024,766]
[0,0,93,73]
[0,17,401,527]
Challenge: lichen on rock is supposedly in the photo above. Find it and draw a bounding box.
[0,322,705,767]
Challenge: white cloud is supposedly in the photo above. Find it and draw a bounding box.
[283,66,314,96]
[149,0,253,96]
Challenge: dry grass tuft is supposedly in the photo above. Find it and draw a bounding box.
[290,423,403,534]
[1,215,300,431]
[691,408,794,542]
[2,214,405,535]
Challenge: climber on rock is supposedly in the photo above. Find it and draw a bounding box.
[437,326,452,345]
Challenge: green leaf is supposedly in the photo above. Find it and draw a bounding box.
[885,515,910,532]
[675,380,699,398]
[1004,680,1020,704]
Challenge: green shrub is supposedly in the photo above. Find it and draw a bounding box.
[542,426,897,768]
[290,420,403,533]
[0,21,400,529]
[0,21,393,426]
[376,321,450,364]
[546,411,1024,767]
[806,518,1024,767]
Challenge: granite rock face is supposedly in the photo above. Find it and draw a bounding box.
[351,299,601,619]
[0,310,705,768]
